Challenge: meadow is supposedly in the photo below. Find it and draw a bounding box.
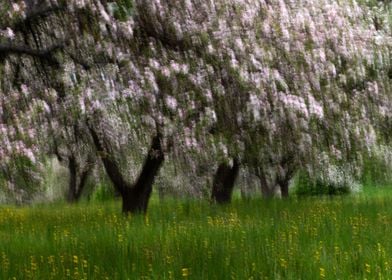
[1,189,392,280]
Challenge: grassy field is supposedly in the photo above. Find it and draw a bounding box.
[1,192,392,279]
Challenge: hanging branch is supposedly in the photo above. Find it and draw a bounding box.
[0,42,63,64]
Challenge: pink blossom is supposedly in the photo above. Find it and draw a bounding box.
[165,96,178,111]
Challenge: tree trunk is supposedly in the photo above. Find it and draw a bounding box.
[278,177,290,198]
[277,158,295,199]
[66,156,78,203]
[278,179,289,198]
[66,155,92,203]
[89,125,164,214]
[259,172,275,199]
[121,188,151,213]
[211,158,240,204]
[122,135,164,213]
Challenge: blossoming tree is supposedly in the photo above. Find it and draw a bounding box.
[0,0,391,212]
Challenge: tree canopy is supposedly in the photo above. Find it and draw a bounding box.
[0,0,391,211]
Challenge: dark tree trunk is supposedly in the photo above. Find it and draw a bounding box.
[66,155,92,203]
[89,127,130,195]
[67,156,78,203]
[277,157,295,199]
[278,179,289,198]
[121,188,151,214]
[122,135,165,213]
[211,158,240,204]
[89,125,164,214]
[259,172,275,199]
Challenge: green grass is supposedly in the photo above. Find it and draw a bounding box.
[1,192,392,279]
[360,184,392,198]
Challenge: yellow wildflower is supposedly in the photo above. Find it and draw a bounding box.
[319,267,325,278]
[181,268,189,277]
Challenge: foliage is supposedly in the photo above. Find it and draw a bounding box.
[90,180,116,202]
[361,145,392,187]
[109,0,134,21]
[294,171,352,196]
[39,158,69,202]
[0,155,43,204]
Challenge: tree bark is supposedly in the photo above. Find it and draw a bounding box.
[276,157,295,199]
[278,179,289,198]
[259,172,275,199]
[67,156,78,202]
[211,158,240,204]
[66,155,93,203]
[89,126,131,196]
[121,135,165,213]
[89,125,164,214]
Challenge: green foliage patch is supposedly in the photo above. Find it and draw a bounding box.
[294,171,352,196]
[108,0,134,21]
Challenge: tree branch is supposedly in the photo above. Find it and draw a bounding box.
[0,42,63,64]
[88,123,130,196]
